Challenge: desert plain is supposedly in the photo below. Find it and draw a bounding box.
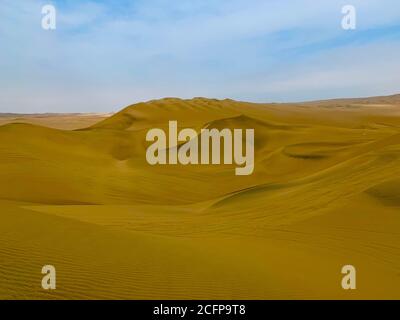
[0,95,400,299]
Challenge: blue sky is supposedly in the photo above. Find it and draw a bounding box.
[1,0,400,113]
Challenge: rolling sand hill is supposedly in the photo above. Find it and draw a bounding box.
[0,95,400,299]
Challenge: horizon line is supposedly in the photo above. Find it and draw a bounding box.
[1,91,399,115]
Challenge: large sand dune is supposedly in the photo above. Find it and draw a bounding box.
[0,96,399,299]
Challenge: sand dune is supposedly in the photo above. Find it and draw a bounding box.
[0,113,111,130]
[0,95,399,299]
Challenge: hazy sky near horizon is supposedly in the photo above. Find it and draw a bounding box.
[1,0,400,113]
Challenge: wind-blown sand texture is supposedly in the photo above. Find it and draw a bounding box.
[1,95,400,299]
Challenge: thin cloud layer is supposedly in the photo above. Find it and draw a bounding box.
[0,0,399,112]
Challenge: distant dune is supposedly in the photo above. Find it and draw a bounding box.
[0,113,112,130]
[303,93,400,105]
[0,94,399,299]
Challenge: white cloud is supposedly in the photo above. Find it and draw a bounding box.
[0,0,399,112]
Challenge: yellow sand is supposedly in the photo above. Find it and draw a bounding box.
[0,96,399,299]
[0,113,111,130]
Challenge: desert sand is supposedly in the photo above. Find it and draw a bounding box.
[0,113,111,130]
[0,95,399,299]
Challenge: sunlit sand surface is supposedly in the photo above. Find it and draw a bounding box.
[1,95,399,299]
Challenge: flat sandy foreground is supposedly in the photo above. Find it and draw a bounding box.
[0,95,399,299]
